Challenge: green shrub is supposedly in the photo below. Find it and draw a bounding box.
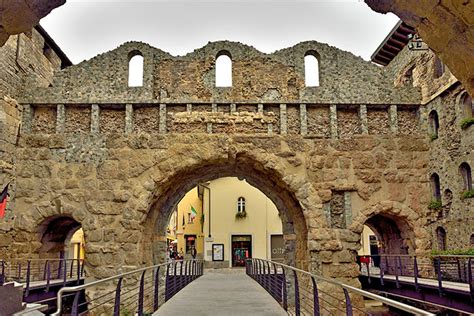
[461,189,474,199]
[431,248,474,256]
[460,117,474,129]
[235,210,247,219]
[428,199,442,210]
[430,134,438,141]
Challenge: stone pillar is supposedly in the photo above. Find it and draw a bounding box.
[418,106,428,133]
[56,104,65,133]
[280,104,287,135]
[389,105,398,134]
[125,104,133,134]
[230,103,236,115]
[330,104,338,139]
[300,104,307,136]
[186,103,192,114]
[359,104,368,134]
[208,104,217,134]
[90,104,100,134]
[21,104,32,133]
[159,103,166,134]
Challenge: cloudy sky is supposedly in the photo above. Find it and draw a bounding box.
[41,0,399,64]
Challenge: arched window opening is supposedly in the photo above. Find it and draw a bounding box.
[459,162,472,192]
[460,92,474,119]
[128,52,144,87]
[237,197,246,214]
[430,173,441,201]
[436,227,446,251]
[433,57,445,78]
[304,52,319,87]
[429,110,439,139]
[470,234,474,246]
[215,52,232,87]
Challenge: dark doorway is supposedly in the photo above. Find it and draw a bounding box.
[232,235,252,267]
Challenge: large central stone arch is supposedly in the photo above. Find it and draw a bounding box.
[140,152,314,269]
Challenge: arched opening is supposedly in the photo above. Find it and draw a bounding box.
[435,227,447,251]
[128,51,144,87]
[429,110,439,139]
[38,216,83,259]
[165,177,283,268]
[430,173,441,201]
[142,157,308,270]
[358,213,414,277]
[215,51,232,87]
[460,92,474,119]
[459,162,472,192]
[470,234,474,247]
[304,51,320,87]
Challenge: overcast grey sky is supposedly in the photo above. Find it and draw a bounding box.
[41,0,399,64]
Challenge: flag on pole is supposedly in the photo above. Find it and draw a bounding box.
[190,205,197,220]
[0,184,9,219]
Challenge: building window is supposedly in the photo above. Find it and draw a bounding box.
[433,57,445,78]
[429,110,439,139]
[128,51,144,87]
[460,92,474,119]
[430,173,441,201]
[216,51,232,87]
[185,235,196,254]
[237,197,246,213]
[470,234,474,246]
[435,227,446,251]
[459,162,472,191]
[304,51,319,87]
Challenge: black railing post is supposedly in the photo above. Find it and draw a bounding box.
[467,258,473,302]
[282,268,288,311]
[179,261,184,291]
[154,266,160,311]
[436,256,443,297]
[414,256,419,292]
[24,260,31,298]
[379,258,384,287]
[62,259,67,286]
[71,290,81,316]
[311,276,320,316]
[137,270,146,316]
[293,270,300,316]
[113,277,123,316]
[0,260,4,285]
[165,263,171,301]
[70,259,74,278]
[343,288,353,316]
[395,256,400,289]
[76,259,81,285]
[45,261,51,292]
[42,260,48,281]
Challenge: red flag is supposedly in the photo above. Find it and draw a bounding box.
[0,184,9,218]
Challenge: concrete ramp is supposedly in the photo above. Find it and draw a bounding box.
[155,268,286,316]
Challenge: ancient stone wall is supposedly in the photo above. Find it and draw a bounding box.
[384,38,474,250]
[20,41,421,104]
[1,40,435,288]
[0,29,63,225]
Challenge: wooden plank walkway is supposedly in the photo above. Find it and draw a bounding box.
[155,268,286,316]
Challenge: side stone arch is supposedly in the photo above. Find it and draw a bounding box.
[350,201,431,256]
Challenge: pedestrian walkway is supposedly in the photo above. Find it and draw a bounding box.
[154,268,286,316]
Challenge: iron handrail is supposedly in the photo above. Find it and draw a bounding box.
[51,259,203,316]
[249,258,434,316]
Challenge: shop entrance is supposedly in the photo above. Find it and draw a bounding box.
[231,235,252,267]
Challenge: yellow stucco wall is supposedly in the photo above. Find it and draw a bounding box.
[201,177,283,267]
[175,187,204,257]
[358,225,376,256]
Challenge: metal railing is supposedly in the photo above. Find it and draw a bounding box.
[246,258,434,316]
[357,254,474,297]
[52,259,203,315]
[0,258,84,295]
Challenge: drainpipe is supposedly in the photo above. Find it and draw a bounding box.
[200,183,211,238]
